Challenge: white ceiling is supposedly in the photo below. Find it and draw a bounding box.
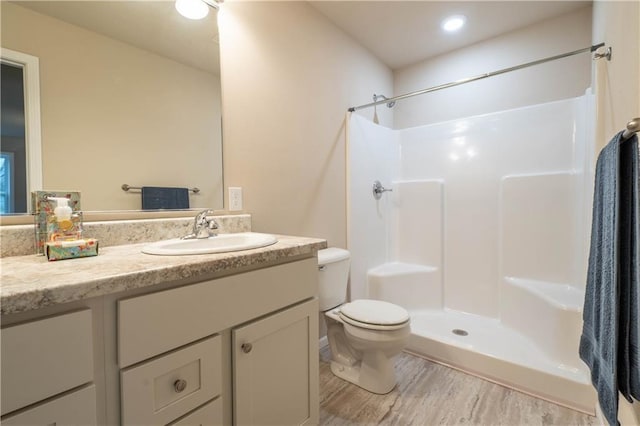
[12,0,220,75]
[13,1,590,75]
[309,1,591,70]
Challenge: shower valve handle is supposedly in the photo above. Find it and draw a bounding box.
[373,180,393,200]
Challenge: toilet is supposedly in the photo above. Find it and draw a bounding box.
[318,248,411,394]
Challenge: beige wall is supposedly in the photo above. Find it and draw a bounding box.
[218,1,393,246]
[394,7,593,128]
[1,2,223,211]
[592,2,640,424]
[592,0,640,153]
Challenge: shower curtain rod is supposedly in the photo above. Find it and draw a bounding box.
[348,43,609,112]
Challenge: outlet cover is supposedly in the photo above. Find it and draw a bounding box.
[229,187,243,211]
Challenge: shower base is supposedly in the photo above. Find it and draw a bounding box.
[405,309,596,414]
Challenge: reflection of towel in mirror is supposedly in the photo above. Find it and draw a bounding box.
[579,131,639,426]
[141,187,189,210]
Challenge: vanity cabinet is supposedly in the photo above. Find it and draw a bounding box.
[0,254,319,426]
[116,257,319,425]
[0,309,97,424]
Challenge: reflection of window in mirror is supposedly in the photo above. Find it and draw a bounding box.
[0,49,43,215]
[1,63,27,213]
[0,153,15,213]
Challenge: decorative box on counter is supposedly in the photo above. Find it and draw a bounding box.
[45,239,99,261]
[32,191,82,255]
[32,190,99,261]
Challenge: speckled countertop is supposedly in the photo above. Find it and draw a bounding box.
[0,235,327,315]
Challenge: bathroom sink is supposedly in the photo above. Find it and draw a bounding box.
[142,232,278,255]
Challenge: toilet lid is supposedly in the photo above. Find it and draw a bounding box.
[339,299,409,326]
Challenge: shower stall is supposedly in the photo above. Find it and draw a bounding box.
[347,93,597,413]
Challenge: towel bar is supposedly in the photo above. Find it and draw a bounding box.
[622,117,640,141]
[121,184,200,194]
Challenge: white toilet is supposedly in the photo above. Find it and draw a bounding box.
[318,247,411,394]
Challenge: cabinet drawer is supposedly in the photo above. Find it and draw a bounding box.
[1,385,97,426]
[118,258,317,367]
[1,309,94,415]
[169,398,223,426]
[121,335,222,425]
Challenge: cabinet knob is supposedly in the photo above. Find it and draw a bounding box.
[174,379,188,393]
[241,343,253,353]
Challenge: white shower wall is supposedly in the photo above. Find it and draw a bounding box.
[397,95,593,317]
[347,116,398,301]
[349,96,593,307]
[347,94,596,412]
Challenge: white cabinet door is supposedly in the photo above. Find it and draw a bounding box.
[1,309,94,415]
[1,385,97,426]
[233,299,319,426]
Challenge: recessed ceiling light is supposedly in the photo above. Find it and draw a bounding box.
[441,15,467,33]
[175,0,209,20]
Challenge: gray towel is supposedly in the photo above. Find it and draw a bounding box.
[617,134,639,403]
[580,132,639,426]
[580,131,621,426]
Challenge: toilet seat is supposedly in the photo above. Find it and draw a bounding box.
[339,299,410,331]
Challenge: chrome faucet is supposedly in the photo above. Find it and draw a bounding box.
[183,209,219,239]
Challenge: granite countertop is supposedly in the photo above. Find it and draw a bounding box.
[0,235,327,315]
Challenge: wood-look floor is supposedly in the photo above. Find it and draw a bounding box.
[319,346,598,426]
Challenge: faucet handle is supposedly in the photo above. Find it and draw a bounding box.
[195,209,215,221]
[191,209,218,238]
[372,180,393,200]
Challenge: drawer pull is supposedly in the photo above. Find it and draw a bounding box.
[241,343,252,353]
[173,379,188,393]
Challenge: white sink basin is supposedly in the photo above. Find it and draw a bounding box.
[142,232,278,256]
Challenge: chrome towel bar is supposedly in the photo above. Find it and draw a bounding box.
[622,118,640,141]
[121,184,200,194]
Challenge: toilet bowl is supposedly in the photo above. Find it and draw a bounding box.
[318,248,411,394]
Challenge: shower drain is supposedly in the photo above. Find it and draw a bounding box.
[452,329,469,336]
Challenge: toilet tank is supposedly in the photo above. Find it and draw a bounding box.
[317,248,351,311]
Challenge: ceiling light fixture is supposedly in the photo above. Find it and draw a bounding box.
[175,0,210,20]
[441,15,467,33]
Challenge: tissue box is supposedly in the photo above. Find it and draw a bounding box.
[45,239,99,261]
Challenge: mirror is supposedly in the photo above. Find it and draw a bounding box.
[0,0,223,214]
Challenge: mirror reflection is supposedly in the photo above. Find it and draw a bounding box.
[0,61,28,214]
[0,0,223,213]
